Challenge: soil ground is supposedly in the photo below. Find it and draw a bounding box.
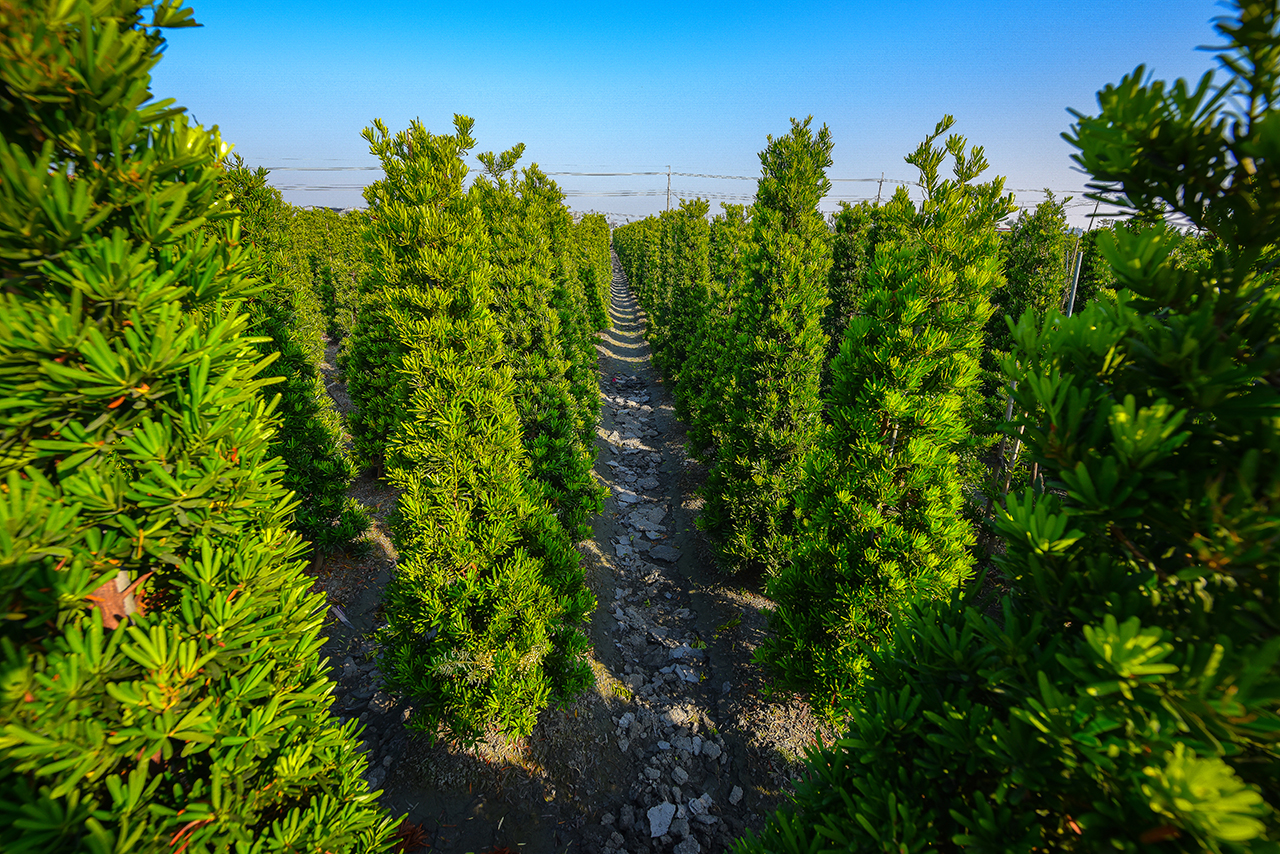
[306,253,835,853]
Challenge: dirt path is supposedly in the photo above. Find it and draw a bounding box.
[308,254,833,854]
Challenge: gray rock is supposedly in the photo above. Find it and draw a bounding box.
[702,741,722,760]
[618,711,635,729]
[657,740,671,750]
[729,785,743,805]
[620,804,636,830]
[644,767,662,780]
[672,767,689,784]
[637,477,660,490]
[672,736,692,753]
[368,692,395,715]
[351,684,377,700]
[618,737,630,753]
[673,838,701,854]
[364,765,386,791]
[628,506,668,531]
[645,530,664,540]
[602,812,616,827]
[619,492,641,504]
[616,544,634,558]
[649,545,682,563]
[669,644,705,661]
[691,736,702,755]
[648,802,676,837]
[675,664,700,683]
[669,816,691,839]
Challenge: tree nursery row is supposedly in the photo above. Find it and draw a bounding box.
[614,3,1278,849]
[1,0,1278,851]
[0,1,611,849]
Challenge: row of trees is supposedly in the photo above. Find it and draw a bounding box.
[621,1,1278,848]
[342,119,609,740]
[0,0,614,847]
[0,0,394,849]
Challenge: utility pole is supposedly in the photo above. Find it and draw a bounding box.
[876,172,884,204]
[666,165,671,211]
[1065,199,1101,317]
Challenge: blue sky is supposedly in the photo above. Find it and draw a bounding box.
[152,1,1226,225]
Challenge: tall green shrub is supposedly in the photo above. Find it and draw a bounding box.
[576,213,613,330]
[535,185,600,449]
[740,4,1279,849]
[471,149,602,540]
[215,157,368,546]
[822,200,882,380]
[0,2,392,850]
[359,117,595,741]
[762,118,1012,713]
[290,206,370,342]
[678,203,753,454]
[699,117,833,575]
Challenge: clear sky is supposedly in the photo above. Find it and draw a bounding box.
[151,0,1226,226]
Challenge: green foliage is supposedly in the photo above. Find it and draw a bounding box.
[822,200,883,382]
[290,206,370,342]
[359,117,595,742]
[213,157,368,547]
[762,117,1013,713]
[471,151,603,540]
[699,117,834,575]
[576,213,613,330]
[0,2,393,850]
[678,203,753,454]
[741,4,1280,850]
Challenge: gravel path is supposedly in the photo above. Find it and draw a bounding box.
[307,254,834,853]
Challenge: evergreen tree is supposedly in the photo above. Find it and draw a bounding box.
[471,149,603,540]
[0,2,392,849]
[576,213,613,330]
[359,116,595,741]
[740,4,1279,848]
[762,117,1013,713]
[678,203,753,455]
[822,200,883,385]
[699,118,833,575]
[215,157,369,546]
[289,206,371,342]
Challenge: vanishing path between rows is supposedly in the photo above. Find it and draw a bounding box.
[315,255,831,854]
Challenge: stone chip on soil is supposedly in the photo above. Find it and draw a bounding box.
[649,544,682,563]
[648,802,676,837]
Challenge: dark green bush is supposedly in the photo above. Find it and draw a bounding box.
[576,213,613,330]
[214,157,368,546]
[698,117,833,575]
[0,2,393,850]
[740,4,1279,849]
[471,150,603,541]
[678,203,753,455]
[290,206,370,342]
[762,117,1012,714]
[359,117,594,742]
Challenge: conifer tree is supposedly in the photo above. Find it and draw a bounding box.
[0,2,392,849]
[762,117,1013,711]
[359,117,595,741]
[678,204,753,455]
[699,118,833,575]
[576,213,613,330]
[471,150,602,540]
[740,4,1280,848]
[215,157,368,546]
[534,188,601,448]
[289,206,370,341]
[822,200,882,380]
